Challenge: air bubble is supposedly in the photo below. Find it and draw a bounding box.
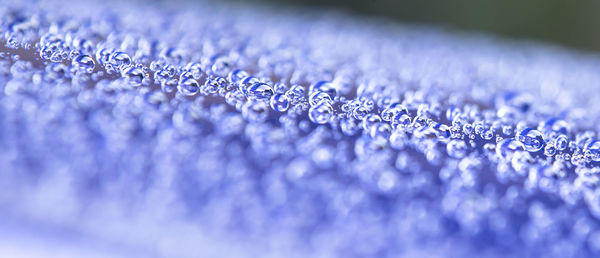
[517,128,545,152]
[178,78,200,96]
[247,82,274,100]
[309,102,333,124]
[73,55,95,73]
[270,93,290,112]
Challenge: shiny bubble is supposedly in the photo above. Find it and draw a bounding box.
[177,78,200,96]
[309,102,333,124]
[270,93,290,112]
[517,128,545,152]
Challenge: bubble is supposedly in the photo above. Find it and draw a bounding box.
[185,62,203,80]
[286,84,305,103]
[45,63,69,81]
[510,150,533,173]
[309,91,333,106]
[381,103,408,122]
[392,113,411,129]
[153,68,169,84]
[238,76,260,96]
[242,100,269,123]
[481,129,495,140]
[309,80,337,99]
[273,82,287,94]
[269,93,290,112]
[204,76,227,94]
[555,135,568,151]
[210,55,232,77]
[352,106,368,120]
[247,82,274,100]
[123,66,144,87]
[432,123,451,139]
[502,125,513,136]
[72,55,95,73]
[517,128,545,152]
[109,51,132,71]
[411,115,427,128]
[178,78,200,96]
[227,69,249,84]
[544,144,556,157]
[95,47,114,66]
[585,140,600,162]
[39,45,54,60]
[309,102,333,124]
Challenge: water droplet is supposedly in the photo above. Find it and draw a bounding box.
[517,128,545,152]
[381,103,408,121]
[247,82,274,100]
[309,91,333,106]
[544,144,556,157]
[178,78,200,96]
[555,135,568,151]
[270,93,290,112]
[585,140,600,162]
[309,80,337,99]
[309,102,333,124]
[73,55,95,73]
[109,51,132,71]
[123,66,144,87]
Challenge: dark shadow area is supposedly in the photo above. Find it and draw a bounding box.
[243,0,600,52]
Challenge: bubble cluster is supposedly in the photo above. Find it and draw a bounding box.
[2,0,600,257]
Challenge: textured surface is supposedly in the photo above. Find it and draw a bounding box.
[2,0,600,257]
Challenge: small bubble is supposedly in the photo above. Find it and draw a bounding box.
[517,128,544,152]
[247,82,274,100]
[72,55,95,73]
[309,80,337,100]
[238,76,260,96]
[204,76,227,94]
[555,135,568,151]
[123,66,144,87]
[109,51,132,71]
[482,129,495,140]
[309,102,333,124]
[309,91,333,106]
[286,84,305,103]
[178,78,200,96]
[544,144,556,157]
[270,93,290,112]
[585,140,600,162]
[185,62,204,80]
[381,103,408,121]
[227,69,249,84]
[352,106,368,120]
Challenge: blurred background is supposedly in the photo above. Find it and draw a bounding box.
[246,0,600,52]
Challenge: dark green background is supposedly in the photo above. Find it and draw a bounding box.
[249,0,600,52]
